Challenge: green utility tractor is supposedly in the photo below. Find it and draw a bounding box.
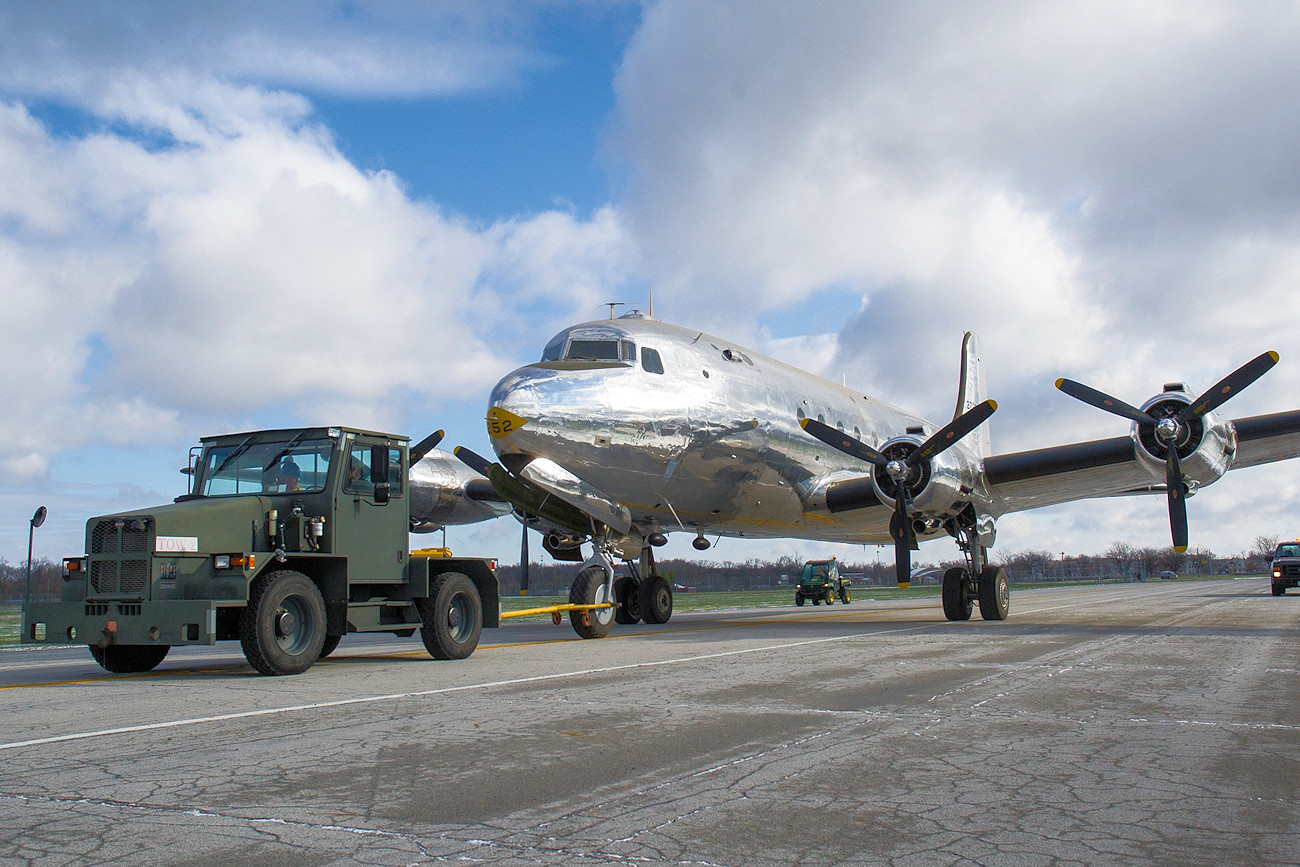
[794,558,851,606]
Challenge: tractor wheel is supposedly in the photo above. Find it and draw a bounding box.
[89,644,170,674]
[420,572,483,659]
[240,570,327,675]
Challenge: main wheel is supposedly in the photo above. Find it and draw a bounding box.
[240,570,327,675]
[420,572,483,659]
[318,634,342,659]
[978,566,1010,621]
[614,575,642,624]
[639,574,674,624]
[89,644,170,674]
[570,566,616,638]
[942,567,973,621]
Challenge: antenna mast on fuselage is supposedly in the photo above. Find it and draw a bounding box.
[605,302,626,320]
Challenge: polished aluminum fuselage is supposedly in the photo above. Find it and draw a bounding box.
[488,317,986,545]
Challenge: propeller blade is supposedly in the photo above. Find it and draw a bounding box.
[452,446,494,476]
[910,399,997,466]
[409,430,445,465]
[519,511,531,596]
[800,417,888,467]
[890,494,917,588]
[1179,350,1279,421]
[1055,379,1154,425]
[1166,448,1188,553]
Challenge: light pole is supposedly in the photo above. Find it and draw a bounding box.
[24,505,47,603]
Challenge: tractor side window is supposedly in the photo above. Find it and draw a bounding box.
[642,347,664,375]
[344,444,404,497]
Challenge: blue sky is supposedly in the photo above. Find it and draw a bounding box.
[4,1,1300,573]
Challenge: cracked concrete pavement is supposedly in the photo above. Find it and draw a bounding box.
[1,579,1297,865]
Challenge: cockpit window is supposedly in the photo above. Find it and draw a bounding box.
[561,338,638,363]
[541,340,564,362]
[642,347,664,375]
[566,339,620,361]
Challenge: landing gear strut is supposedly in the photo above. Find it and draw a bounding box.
[943,511,1009,622]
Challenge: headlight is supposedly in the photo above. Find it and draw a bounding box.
[214,554,255,570]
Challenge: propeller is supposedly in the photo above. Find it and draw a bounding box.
[519,510,531,596]
[801,398,997,588]
[1056,350,1278,552]
[409,430,445,465]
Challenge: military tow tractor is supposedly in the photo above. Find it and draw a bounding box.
[23,426,502,676]
[795,558,851,606]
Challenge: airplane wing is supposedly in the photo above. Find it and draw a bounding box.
[984,409,1300,514]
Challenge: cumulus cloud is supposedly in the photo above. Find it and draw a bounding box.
[0,72,636,484]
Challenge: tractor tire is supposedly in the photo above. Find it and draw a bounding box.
[420,572,483,659]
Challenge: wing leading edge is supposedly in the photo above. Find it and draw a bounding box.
[983,409,1300,515]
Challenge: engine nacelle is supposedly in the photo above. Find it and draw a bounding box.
[871,434,981,528]
[1131,385,1237,492]
[409,452,511,533]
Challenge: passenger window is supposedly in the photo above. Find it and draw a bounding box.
[642,347,664,375]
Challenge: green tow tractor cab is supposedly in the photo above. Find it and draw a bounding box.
[22,426,500,675]
[795,557,851,607]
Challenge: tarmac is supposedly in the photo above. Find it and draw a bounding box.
[1,578,1297,865]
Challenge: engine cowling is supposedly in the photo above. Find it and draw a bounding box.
[871,434,980,530]
[1131,385,1236,492]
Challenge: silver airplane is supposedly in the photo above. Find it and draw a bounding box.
[456,310,1300,638]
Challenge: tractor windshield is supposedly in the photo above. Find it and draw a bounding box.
[198,434,334,497]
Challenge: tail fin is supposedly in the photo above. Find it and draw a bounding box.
[954,332,991,457]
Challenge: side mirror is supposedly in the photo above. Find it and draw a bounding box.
[371,445,391,505]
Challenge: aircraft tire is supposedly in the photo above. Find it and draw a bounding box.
[942,567,973,621]
[639,574,673,624]
[570,566,616,638]
[615,575,642,624]
[88,643,170,674]
[318,634,342,659]
[978,566,1011,621]
[420,573,483,659]
[240,570,327,675]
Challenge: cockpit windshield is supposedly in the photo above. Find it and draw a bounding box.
[540,334,637,363]
[198,434,334,496]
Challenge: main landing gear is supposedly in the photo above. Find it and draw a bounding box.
[942,512,1010,622]
[567,543,673,639]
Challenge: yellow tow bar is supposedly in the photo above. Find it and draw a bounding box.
[501,602,616,626]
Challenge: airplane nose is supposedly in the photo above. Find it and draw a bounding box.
[487,366,546,443]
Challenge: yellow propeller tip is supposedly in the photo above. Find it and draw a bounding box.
[1054,378,1065,388]
[1268,350,1280,362]
[987,399,998,411]
[798,418,810,429]
[898,581,911,590]
[1175,545,1187,554]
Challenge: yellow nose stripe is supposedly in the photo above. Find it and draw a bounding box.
[487,407,529,439]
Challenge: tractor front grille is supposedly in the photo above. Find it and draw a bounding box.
[88,518,153,596]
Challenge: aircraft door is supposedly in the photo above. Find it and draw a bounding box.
[333,438,406,582]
